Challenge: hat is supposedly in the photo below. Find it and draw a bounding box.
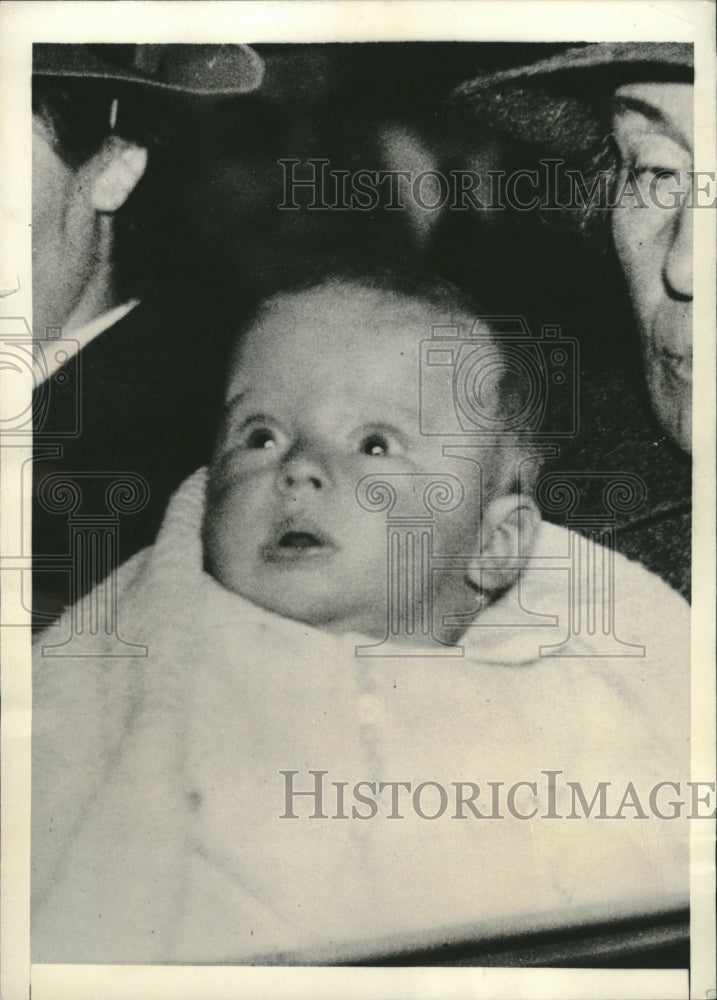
[33,43,264,97]
[450,42,693,158]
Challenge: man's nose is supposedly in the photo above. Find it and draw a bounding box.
[275,453,325,495]
[663,204,693,300]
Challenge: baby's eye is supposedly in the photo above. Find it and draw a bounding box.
[359,432,396,458]
[245,427,279,450]
[234,419,288,454]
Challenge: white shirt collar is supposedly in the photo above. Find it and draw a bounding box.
[34,299,140,384]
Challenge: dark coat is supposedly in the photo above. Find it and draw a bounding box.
[539,359,691,601]
[32,297,234,623]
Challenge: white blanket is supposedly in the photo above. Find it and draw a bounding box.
[32,468,691,964]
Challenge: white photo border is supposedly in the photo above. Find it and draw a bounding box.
[1,3,714,998]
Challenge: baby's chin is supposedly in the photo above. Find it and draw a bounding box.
[255,593,389,641]
[210,569,382,639]
[206,551,470,646]
[221,581,468,647]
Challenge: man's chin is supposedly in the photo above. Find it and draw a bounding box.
[650,383,692,455]
[669,420,692,456]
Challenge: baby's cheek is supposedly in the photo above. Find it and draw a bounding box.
[434,507,483,558]
[202,484,259,592]
[202,500,236,586]
[205,457,272,514]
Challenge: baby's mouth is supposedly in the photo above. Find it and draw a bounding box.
[261,521,338,563]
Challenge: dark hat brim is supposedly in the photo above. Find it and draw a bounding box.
[451,42,693,158]
[33,43,264,97]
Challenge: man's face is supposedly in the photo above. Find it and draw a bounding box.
[32,115,99,338]
[611,82,693,453]
[203,285,488,642]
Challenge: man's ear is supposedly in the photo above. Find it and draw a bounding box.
[466,494,540,598]
[88,136,148,214]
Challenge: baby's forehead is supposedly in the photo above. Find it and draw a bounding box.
[239,282,479,354]
[265,283,432,326]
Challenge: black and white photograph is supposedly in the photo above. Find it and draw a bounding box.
[0,2,714,998]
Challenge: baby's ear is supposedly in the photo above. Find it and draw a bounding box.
[466,494,540,598]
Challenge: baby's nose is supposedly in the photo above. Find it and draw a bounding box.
[276,455,324,494]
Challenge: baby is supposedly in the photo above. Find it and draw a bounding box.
[32,271,690,966]
[202,270,540,647]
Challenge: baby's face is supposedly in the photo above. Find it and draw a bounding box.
[203,285,486,641]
